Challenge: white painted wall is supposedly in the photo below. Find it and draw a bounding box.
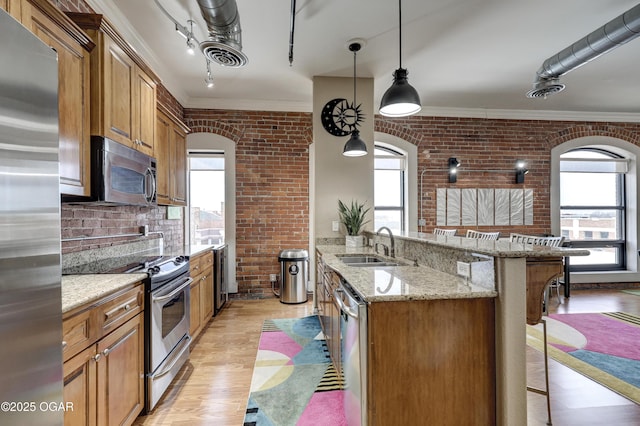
[312,76,375,239]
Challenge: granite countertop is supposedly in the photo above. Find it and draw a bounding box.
[385,231,590,258]
[316,245,497,303]
[61,274,148,314]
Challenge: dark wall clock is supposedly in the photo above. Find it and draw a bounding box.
[320,98,365,137]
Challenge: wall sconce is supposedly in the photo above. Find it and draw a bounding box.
[515,160,529,183]
[448,158,461,183]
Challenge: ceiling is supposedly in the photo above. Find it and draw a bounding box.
[86,0,640,119]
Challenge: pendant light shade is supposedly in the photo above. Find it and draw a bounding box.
[343,130,367,157]
[343,41,368,157]
[379,0,422,117]
[379,68,421,117]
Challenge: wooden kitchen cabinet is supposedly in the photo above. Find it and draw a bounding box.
[365,298,496,426]
[21,0,93,196]
[316,251,340,372]
[189,250,214,342]
[67,13,159,157]
[0,0,21,20]
[189,277,201,338]
[156,105,189,206]
[62,283,144,426]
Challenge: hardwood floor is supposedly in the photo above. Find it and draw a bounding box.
[133,298,313,426]
[134,290,640,426]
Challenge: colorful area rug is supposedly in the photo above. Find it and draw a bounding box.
[527,312,640,404]
[243,316,346,426]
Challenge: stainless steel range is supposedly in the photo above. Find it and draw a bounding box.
[71,253,193,412]
[129,255,192,412]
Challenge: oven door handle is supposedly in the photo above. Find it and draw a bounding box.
[152,277,193,303]
[334,288,358,319]
[149,335,191,379]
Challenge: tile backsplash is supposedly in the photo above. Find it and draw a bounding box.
[61,203,184,254]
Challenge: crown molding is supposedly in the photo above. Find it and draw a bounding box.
[185,97,312,112]
[83,0,189,106]
[414,106,640,122]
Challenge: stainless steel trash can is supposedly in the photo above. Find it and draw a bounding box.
[278,249,309,304]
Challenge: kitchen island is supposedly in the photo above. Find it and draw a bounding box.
[316,232,589,426]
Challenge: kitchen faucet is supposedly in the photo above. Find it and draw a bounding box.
[376,226,395,258]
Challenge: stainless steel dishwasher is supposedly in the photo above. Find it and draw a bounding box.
[334,279,367,426]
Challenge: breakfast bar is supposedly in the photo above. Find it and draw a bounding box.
[316,231,589,426]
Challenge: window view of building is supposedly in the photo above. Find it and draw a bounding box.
[189,153,225,245]
[560,148,627,271]
[374,144,406,232]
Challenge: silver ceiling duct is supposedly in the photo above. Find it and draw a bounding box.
[196,0,248,67]
[527,3,640,98]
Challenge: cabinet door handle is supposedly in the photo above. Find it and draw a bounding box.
[62,341,67,350]
[102,328,137,358]
[104,296,138,321]
[92,353,101,362]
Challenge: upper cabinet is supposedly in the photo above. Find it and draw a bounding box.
[0,0,21,20]
[156,105,189,206]
[67,13,159,158]
[20,0,94,197]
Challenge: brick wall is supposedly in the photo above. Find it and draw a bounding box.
[185,109,312,298]
[157,84,184,122]
[376,117,640,236]
[54,0,93,13]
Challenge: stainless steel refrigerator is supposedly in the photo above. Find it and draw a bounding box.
[0,8,64,426]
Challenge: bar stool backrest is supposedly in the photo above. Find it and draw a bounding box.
[433,228,457,236]
[465,230,500,240]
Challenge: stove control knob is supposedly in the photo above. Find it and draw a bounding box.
[175,256,186,264]
[148,266,161,275]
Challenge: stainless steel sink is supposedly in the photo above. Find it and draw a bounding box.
[338,255,384,263]
[336,254,400,267]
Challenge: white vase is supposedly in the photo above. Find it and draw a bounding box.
[345,235,364,248]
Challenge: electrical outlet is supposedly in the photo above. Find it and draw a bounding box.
[456,261,471,278]
[270,274,277,282]
[332,220,340,232]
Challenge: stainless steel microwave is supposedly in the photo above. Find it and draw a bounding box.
[91,136,157,206]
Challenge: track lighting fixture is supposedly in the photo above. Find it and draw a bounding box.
[515,160,529,184]
[379,0,422,117]
[343,42,367,157]
[185,20,195,55]
[205,59,214,88]
[448,158,461,183]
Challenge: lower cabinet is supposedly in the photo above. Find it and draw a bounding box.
[189,250,214,342]
[316,251,341,376]
[62,284,144,426]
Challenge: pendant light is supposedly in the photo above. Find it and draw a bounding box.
[379,0,422,117]
[343,42,368,157]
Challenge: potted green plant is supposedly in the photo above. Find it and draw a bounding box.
[338,199,370,248]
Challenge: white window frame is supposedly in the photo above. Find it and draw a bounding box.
[551,136,640,284]
[374,132,418,232]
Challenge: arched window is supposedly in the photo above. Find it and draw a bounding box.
[374,144,406,231]
[560,148,628,271]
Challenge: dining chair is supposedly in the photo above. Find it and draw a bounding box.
[465,230,500,240]
[433,228,457,236]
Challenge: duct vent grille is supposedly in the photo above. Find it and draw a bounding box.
[200,40,248,67]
